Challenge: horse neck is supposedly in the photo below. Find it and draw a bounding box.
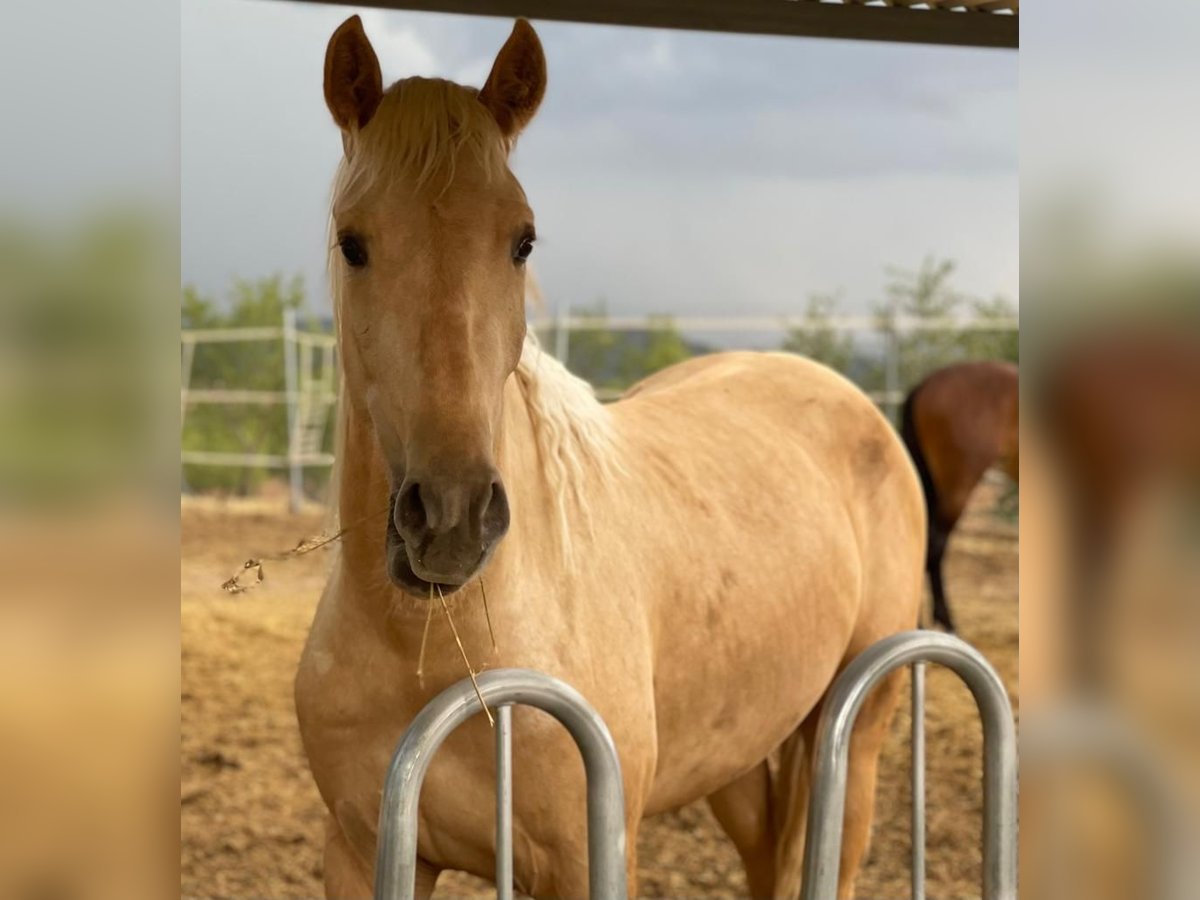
[334,399,395,613]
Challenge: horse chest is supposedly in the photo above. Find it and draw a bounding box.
[296,632,417,809]
[296,626,503,863]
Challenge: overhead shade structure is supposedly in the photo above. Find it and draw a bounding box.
[281,0,1018,48]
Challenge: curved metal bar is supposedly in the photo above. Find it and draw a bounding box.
[373,668,628,900]
[799,631,1017,900]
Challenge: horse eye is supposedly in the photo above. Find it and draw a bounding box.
[339,235,367,268]
[514,236,534,263]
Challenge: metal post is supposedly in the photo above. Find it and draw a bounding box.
[800,631,1017,900]
[911,661,926,900]
[180,339,196,432]
[495,704,514,900]
[281,308,304,514]
[300,339,313,454]
[554,304,570,364]
[884,307,900,425]
[375,668,627,900]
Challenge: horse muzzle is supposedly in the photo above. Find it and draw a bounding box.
[385,472,510,598]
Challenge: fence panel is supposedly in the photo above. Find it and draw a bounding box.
[372,632,1016,900]
[181,313,1016,506]
[374,668,627,900]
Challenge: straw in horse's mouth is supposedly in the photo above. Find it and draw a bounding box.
[384,514,468,598]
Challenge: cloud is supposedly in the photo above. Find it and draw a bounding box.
[359,11,438,80]
[523,169,1017,318]
[180,0,1017,316]
[453,57,494,88]
[616,33,679,79]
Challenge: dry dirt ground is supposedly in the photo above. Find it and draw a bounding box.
[182,487,1016,899]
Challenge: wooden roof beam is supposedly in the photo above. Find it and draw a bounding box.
[281,0,1018,50]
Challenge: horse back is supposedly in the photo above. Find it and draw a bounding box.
[617,351,913,502]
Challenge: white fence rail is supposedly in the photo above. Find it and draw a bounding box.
[181,309,338,512]
[532,314,1019,332]
[181,311,1017,510]
[530,312,1017,410]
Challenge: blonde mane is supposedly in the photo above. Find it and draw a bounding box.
[513,333,621,554]
[332,77,512,211]
[323,76,618,548]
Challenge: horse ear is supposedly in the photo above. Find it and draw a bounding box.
[324,16,383,132]
[478,19,546,138]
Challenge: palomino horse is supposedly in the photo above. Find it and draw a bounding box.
[900,360,1018,633]
[295,17,925,900]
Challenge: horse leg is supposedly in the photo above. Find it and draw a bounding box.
[538,838,638,899]
[707,722,816,900]
[707,763,778,898]
[927,522,955,633]
[322,814,440,900]
[830,668,906,900]
[322,815,372,900]
[413,859,441,900]
[522,813,639,899]
[624,824,641,900]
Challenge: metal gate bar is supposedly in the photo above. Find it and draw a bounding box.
[375,634,1013,900]
[373,668,628,900]
[799,630,1017,900]
[495,704,513,900]
[911,659,926,900]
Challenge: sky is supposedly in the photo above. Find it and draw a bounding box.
[180,0,1018,318]
[1021,0,1200,252]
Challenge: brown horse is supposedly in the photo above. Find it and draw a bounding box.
[295,17,925,899]
[900,360,1018,632]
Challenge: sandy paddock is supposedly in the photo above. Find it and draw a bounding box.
[182,485,1016,899]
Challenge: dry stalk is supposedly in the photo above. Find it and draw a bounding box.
[218,507,498,727]
[480,578,498,652]
[436,584,494,727]
[220,506,390,594]
[416,583,436,690]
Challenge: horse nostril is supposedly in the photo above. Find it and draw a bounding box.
[395,481,427,536]
[469,480,494,528]
[480,479,510,542]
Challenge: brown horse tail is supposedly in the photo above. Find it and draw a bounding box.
[771,727,811,898]
[900,383,939,532]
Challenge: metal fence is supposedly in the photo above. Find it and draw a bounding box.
[374,631,1017,900]
[180,312,1016,510]
[181,309,337,511]
[374,669,627,900]
[534,311,1019,416]
[801,630,1017,900]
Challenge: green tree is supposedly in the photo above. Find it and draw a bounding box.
[555,301,619,389]
[959,294,1019,363]
[782,292,854,374]
[621,315,691,383]
[547,304,694,392]
[875,256,967,388]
